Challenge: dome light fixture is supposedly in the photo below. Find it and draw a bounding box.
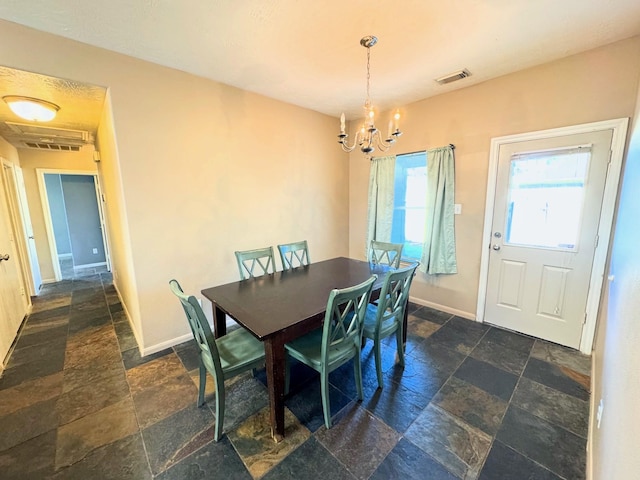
[3,95,60,122]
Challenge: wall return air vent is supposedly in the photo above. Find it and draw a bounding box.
[22,141,81,152]
[6,121,93,151]
[435,69,471,85]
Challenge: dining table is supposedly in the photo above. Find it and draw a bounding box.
[200,256,401,442]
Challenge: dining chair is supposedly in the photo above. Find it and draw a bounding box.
[362,262,419,388]
[235,246,276,280]
[284,275,377,429]
[277,240,310,270]
[169,279,265,441]
[370,240,404,269]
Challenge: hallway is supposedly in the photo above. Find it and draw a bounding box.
[0,272,591,479]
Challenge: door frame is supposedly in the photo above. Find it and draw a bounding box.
[476,118,628,354]
[36,168,111,281]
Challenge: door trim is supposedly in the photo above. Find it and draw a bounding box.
[476,118,629,354]
[36,168,111,282]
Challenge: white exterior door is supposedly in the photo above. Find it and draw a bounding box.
[13,167,42,295]
[0,174,28,364]
[485,129,612,348]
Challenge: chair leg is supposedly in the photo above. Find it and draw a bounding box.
[354,349,364,401]
[214,376,225,442]
[197,364,207,407]
[395,327,405,367]
[320,368,332,429]
[374,338,384,389]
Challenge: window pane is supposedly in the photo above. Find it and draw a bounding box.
[391,152,427,260]
[505,148,590,250]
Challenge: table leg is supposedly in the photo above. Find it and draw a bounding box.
[213,305,227,339]
[264,336,286,442]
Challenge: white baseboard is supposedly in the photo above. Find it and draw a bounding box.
[74,261,107,269]
[58,253,73,259]
[142,333,193,356]
[408,296,477,321]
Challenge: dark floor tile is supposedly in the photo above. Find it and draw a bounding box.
[316,405,400,480]
[362,379,432,433]
[51,432,151,480]
[371,437,458,480]
[285,377,352,432]
[411,306,454,325]
[530,340,591,377]
[7,336,67,369]
[0,372,63,417]
[406,315,442,341]
[483,327,536,353]
[114,320,138,352]
[62,355,125,393]
[454,357,518,401]
[0,429,57,479]
[173,342,202,372]
[56,369,131,425]
[433,376,508,436]
[479,440,562,480]
[262,436,356,480]
[406,338,466,376]
[405,403,491,479]
[0,398,59,452]
[121,346,172,370]
[67,313,111,335]
[155,436,251,480]
[428,317,489,355]
[523,357,589,401]
[13,323,68,350]
[0,348,66,390]
[55,397,139,468]
[470,339,530,376]
[142,404,215,475]
[496,406,586,480]
[511,377,589,437]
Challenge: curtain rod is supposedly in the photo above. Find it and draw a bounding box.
[395,144,456,156]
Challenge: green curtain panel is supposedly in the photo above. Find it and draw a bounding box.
[365,155,396,259]
[420,145,457,274]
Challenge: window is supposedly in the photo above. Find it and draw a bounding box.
[390,152,427,260]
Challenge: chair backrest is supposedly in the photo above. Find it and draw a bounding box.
[169,279,222,378]
[235,246,276,280]
[374,262,419,332]
[370,240,404,269]
[321,275,377,362]
[277,240,310,270]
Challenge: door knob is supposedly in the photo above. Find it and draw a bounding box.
[492,244,501,251]
[0,253,9,261]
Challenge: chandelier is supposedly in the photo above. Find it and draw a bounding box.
[338,35,401,157]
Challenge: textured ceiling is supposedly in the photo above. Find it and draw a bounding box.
[0,0,640,136]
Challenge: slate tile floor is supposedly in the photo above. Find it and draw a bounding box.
[0,272,591,479]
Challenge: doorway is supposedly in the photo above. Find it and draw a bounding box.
[37,169,111,280]
[477,118,628,353]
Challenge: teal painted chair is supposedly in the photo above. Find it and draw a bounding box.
[277,240,310,270]
[235,246,276,280]
[284,275,377,429]
[363,262,418,388]
[370,240,404,269]
[169,279,265,441]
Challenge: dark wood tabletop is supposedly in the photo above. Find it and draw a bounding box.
[200,256,392,441]
[201,256,389,339]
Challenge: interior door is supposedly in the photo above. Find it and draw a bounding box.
[485,129,612,348]
[13,167,42,294]
[0,172,28,364]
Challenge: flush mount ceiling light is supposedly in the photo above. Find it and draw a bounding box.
[338,36,402,158]
[3,95,60,122]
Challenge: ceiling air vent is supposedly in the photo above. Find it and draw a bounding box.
[435,69,471,85]
[22,142,81,152]
[6,121,93,144]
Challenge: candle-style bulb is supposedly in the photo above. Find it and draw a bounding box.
[340,113,345,134]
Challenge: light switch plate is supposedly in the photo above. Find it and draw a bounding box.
[454,204,462,215]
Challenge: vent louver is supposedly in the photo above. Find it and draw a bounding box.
[435,69,471,85]
[22,142,81,152]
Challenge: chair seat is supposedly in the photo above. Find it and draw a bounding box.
[363,303,399,338]
[285,328,357,369]
[217,327,265,375]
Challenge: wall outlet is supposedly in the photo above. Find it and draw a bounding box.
[454,204,462,215]
[596,398,604,428]
[92,248,98,254]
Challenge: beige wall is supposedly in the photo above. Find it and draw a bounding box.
[16,148,96,282]
[590,71,640,479]
[0,136,19,165]
[350,36,640,317]
[0,20,350,351]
